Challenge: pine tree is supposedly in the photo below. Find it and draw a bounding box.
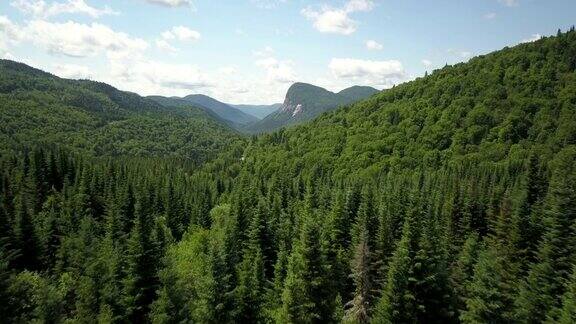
[122,194,155,323]
[279,214,334,323]
[460,246,517,323]
[451,232,481,314]
[234,200,268,322]
[39,194,62,271]
[516,148,576,323]
[372,217,416,323]
[556,266,576,324]
[344,222,371,324]
[12,193,39,270]
[412,216,453,323]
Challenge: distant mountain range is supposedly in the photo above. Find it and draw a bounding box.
[246,83,379,133]
[0,59,239,162]
[150,84,377,133]
[148,94,258,131]
[232,103,282,119]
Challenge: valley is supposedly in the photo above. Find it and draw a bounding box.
[0,3,575,323]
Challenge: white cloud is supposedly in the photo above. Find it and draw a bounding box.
[366,40,382,50]
[250,0,287,9]
[0,16,24,56]
[10,0,118,18]
[0,15,23,42]
[217,66,237,75]
[145,0,191,7]
[156,39,178,53]
[421,59,432,68]
[254,46,297,83]
[109,59,211,91]
[26,20,148,58]
[256,57,297,83]
[520,33,542,43]
[498,0,519,7]
[344,0,374,12]
[51,63,92,79]
[483,12,496,20]
[301,0,374,35]
[329,58,405,87]
[162,26,201,42]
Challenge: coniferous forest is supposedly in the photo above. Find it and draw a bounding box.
[1,30,576,323]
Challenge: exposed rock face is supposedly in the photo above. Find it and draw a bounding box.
[281,97,303,118]
[247,82,378,133]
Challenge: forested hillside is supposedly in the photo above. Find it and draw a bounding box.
[181,94,258,129]
[1,29,576,324]
[247,83,378,133]
[0,60,240,163]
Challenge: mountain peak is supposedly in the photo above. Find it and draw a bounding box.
[247,81,379,133]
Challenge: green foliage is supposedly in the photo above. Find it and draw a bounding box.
[0,59,241,163]
[1,30,576,323]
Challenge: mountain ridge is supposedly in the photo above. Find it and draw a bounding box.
[181,94,258,129]
[246,82,379,133]
[0,59,239,162]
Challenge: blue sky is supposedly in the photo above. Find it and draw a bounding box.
[0,0,575,104]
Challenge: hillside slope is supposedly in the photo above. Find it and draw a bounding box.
[246,33,576,174]
[2,30,576,324]
[0,60,240,162]
[247,83,378,133]
[182,94,258,128]
[202,29,576,323]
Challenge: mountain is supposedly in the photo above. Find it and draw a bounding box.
[0,59,239,163]
[3,29,576,324]
[147,95,232,126]
[337,85,379,101]
[246,82,378,133]
[232,103,282,119]
[181,94,258,128]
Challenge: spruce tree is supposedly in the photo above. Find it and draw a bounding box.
[460,246,517,323]
[516,148,576,323]
[344,222,371,324]
[372,217,416,323]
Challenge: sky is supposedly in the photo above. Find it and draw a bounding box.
[0,0,575,104]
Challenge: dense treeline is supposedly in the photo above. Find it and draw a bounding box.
[1,29,576,323]
[0,60,240,163]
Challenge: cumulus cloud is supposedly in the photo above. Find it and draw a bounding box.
[26,20,148,58]
[156,39,178,53]
[256,57,297,83]
[421,59,432,68]
[250,0,287,9]
[51,63,93,79]
[162,26,201,42]
[0,16,24,56]
[0,15,23,42]
[145,0,191,7]
[110,59,212,90]
[366,40,382,50]
[329,58,405,87]
[10,0,118,18]
[254,46,297,83]
[301,0,374,35]
[520,33,542,43]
